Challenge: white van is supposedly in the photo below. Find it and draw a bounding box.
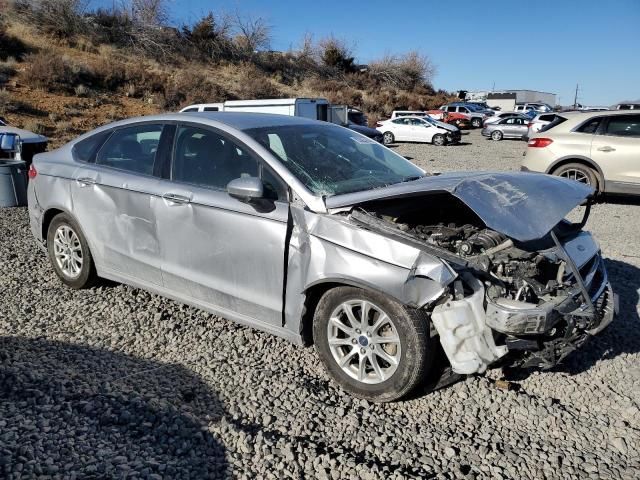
[180,98,330,121]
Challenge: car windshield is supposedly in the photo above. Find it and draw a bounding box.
[244,123,425,196]
[421,116,438,125]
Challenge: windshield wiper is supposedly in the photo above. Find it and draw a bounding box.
[400,175,424,183]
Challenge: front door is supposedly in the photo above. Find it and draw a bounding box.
[591,114,640,185]
[153,124,290,327]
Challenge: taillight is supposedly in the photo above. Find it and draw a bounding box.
[527,123,533,128]
[527,138,553,148]
[28,164,37,179]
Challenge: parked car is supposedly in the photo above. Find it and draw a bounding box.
[515,102,554,113]
[483,112,528,126]
[28,112,616,402]
[0,122,48,167]
[614,101,640,110]
[426,110,471,129]
[526,113,559,138]
[376,116,461,145]
[389,110,429,119]
[522,111,640,195]
[439,104,488,128]
[481,116,530,140]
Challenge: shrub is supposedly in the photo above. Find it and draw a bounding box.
[22,119,46,134]
[0,88,10,113]
[0,21,29,60]
[369,52,436,91]
[16,0,88,38]
[318,36,355,73]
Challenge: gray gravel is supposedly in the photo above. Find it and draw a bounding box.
[1,130,639,479]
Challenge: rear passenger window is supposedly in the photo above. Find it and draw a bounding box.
[605,115,640,137]
[172,126,258,190]
[203,107,219,111]
[575,117,601,134]
[540,114,555,122]
[182,107,199,112]
[95,124,163,175]
[73,130,112,163]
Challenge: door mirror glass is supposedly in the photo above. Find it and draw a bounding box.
[0,133,20,153]
[227,176,264,202]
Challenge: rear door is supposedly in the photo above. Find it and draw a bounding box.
[152,123,290,327]
[390,118,412,141]
[591,114,640,186]
[71,123,168,284]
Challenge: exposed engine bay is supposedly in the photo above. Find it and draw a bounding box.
[349,193,616,374]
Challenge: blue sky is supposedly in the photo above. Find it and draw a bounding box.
[92,0,639,106]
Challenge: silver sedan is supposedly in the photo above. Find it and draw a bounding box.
[481,115,530,140]
[28,113,616,401]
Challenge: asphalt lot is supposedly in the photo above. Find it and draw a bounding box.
[1,130,639,479]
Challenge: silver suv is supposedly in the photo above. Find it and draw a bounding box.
[522,111,640,195]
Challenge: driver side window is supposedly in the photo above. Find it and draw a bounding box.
[172,126,258,190]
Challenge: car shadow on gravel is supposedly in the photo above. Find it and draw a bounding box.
[0,336,229,479]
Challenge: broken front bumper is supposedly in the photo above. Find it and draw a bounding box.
[431,238,617,375]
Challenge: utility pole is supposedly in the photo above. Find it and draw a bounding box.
[573,83,579,109]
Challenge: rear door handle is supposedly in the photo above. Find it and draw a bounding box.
[162,193,191,204]
[76,177,96,187]
[597,146,616,152]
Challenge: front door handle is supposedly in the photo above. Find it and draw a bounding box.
[162,193,191,204]
[597,146,616,152]
[76,177,96,187]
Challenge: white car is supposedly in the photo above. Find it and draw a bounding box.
[376,116,461,146]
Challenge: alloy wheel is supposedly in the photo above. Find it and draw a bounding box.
[326,299,401,384]
[559,168,591,185]
[53,225,83,278]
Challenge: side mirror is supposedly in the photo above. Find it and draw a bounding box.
[227,176,264,202]
[0,133,20,153]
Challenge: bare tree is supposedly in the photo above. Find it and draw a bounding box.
[233,12,270,57]
[370,51,436,90]
[128,0,168,26]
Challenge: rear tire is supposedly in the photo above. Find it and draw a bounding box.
[553,162,600,192]
[491,130,503,141]
[382,132,395,145]
[313,286,434,402]
[47,213,97,289]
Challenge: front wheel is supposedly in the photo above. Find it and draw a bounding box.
[47,213,97,289]
[471,117,482,128]
[382,131,395,145]
[491,130,503,141]
[313,287,433,402]
[432,134,446,146]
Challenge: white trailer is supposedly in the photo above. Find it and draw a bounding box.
[180,98,330,121]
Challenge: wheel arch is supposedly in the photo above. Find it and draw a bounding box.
[546,156,605,191]
[41,207,71,243]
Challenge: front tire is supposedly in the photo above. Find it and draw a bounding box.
[47,213,97,289]
[313,286,433,402]
[471,117,482,128]
[432,134,446,146]
[382,131,395,145]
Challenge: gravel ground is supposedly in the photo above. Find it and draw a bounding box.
[1,130,639,479]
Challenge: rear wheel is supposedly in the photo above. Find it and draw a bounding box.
[432,134,446,146]
[491,130,503,141]
[553,162,600,191]
[313,286,433,402]
[47,213,97,289]
[382,132,395,145]
[471,117,482,128]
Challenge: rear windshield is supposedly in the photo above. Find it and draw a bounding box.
[539,116,567,133]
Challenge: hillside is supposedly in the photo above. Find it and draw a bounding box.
[0,2,454,148]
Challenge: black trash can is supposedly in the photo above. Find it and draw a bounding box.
[0,159,28,207]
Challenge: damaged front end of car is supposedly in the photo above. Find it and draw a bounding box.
[330,172,618,376]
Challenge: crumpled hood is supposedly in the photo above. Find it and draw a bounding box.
[435,121,458,132]
[325,171,593,242]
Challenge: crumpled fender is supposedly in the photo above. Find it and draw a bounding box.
[283,205,456,332]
